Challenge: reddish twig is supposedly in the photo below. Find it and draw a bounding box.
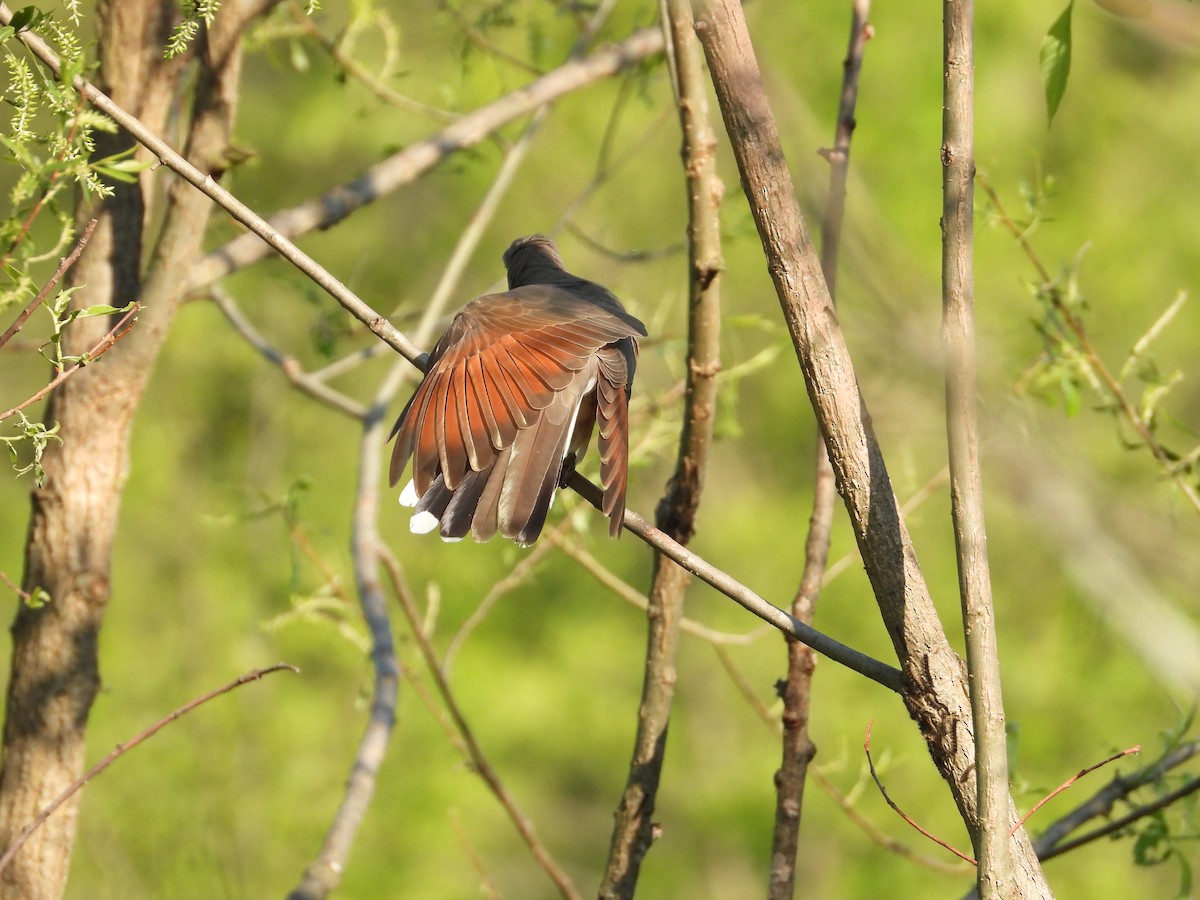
[0,302,140,422]
[864,721,977,866]
[0,662,299,874]
[1013,745,1141,834]
[0,219,98,350]
[1039,774,1200,862]
[0,571,31,605]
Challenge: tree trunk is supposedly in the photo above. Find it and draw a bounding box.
[0,2,255,895]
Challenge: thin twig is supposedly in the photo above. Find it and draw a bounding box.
[864,722,977,866]
[449,809,507,900]
[0,571,31,605]
[0,303,140,423]
[377,547,582,900]
[980,175,1200,515]
[0,663,299,875]
[1038,775,1200,862]
[287,1,458,122]
[0,219,97,351]
[1033,740,1200,859]
[771,3,870,895]
[210,285,368,419]
[1013,745,1140,834]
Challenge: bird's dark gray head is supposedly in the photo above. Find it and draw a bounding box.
[503,235,566,288]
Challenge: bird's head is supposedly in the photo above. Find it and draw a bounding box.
[503,235,566,288]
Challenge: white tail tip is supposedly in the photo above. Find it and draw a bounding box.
[409,510,440,534]
[399,479,420,508]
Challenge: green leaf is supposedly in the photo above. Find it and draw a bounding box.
[9,6,40,33]
[1041,2,1074,124]
[23,587,51,610]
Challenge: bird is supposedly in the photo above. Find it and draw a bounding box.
[388,235,647,547]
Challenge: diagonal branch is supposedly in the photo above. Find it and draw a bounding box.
[0,663,298,875]
[1034,739,1200,860]
[0,2,423,365]
[771,3,871,896]
[0,219,97,351]
[568,472,902,692]
[185,27,667,293]
[691,1,1051,895]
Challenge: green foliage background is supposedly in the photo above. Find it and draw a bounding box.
[2,1,1200,896]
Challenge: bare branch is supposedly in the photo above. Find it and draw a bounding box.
[0,219,97,351]
[185,27,666,294]
[941,1,1011,893]
[378,548,582,900]
[771,4,871,895]
[1034,740,1200,860]
[599,0,723,892]
[567,471,903,692]
[0,303,140,423]
[0,663,298,875]
[1013,745,1140,835]
[691,1,1051,894]
[864,722,977,866]
[0,4,424,364]
[1040,775,1200,863]
[210,286,368,419]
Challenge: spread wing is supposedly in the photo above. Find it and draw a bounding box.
[389,285,645,505]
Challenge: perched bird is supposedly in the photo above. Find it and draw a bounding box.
[389,235,646,547]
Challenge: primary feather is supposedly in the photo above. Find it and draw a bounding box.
[389,235,646,547]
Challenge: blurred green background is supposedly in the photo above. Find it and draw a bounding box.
[2,0,1200,897]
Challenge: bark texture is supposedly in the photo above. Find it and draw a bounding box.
[0,3,260,896]
[692,1,1052,895]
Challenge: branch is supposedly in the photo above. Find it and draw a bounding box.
[286,400,399,899]
[378,547,582,900]
[599,0,723,893]
[941,1,1012,893]
[771,4,870,896]
[0,303,140,423]
[0,219,97,351]
[0,3,423,365]
[567,472,903,692]
[1013,745,1140,835]
[0,663,298,875]
[691,2,1051,894]
[209,286,368,419]
[1039,776,1200,862]
[1034,740,1200,860]
[864,722,977,865]
[185,27,666,293]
